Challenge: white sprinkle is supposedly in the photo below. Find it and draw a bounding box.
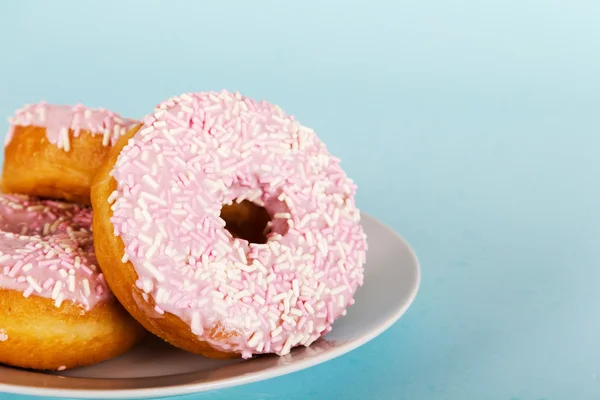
[45,249,56,260]
[170,127,185,136]
[68,275,76,292]
[290,308,303,317]
[236,247,246,262]
[137,197,148,210]
[23,286,34,298]
[140,126,154,136]
[82,279,91,296]
[155,287,166,303]
[141,209,152,223]
[283,295,290,315]
[317,240,328,256]
[133,208,142,221]
[107,190,119,204]
[141,278,154,293]
[307,320,314,333]
[54,293,64,308]
[102,126,111,146]
[247,332,262,348]
[323,212,334,227]
[274,212,291,219]
[142,174,160,190]
[212,290,225,299]
[26,276,42,293]
[191,311,203,334]
[233,289,252,301]
[22,263,33,272]
[162,128,177,144]
[113,124,122,142]
[144,262,165,282]
[138,233,153,245]
[51,281,63,300]
[213,302,229,317]
[257,341,265,352]
[316,283,326,298]
[253,294,266,305]
[300,333,311,346]
[141,191,168,206]
[60,128,70,151]
[281,334,295,355]
[305,303,315,315]
[268,318,277,331]
[38,106,46,123]
[331,285,347,295]
[271,326,283,338]
[121,253,129,263]
[272,292,287,302]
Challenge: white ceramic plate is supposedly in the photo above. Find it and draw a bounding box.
[0,214,420,399]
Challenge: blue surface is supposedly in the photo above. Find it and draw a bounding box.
[1,1,600,399]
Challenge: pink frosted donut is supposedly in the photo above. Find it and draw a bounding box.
[2,102,138,204]
[5,102,138,149]
[0,194,144,371]
[92,90,367,358]
[0,194,104,306]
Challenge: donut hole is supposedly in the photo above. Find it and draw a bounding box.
[220,200,272,244]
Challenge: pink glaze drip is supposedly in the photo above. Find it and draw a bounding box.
[110,90,367,357]
[5,102,138,150]
[0,194,110,310]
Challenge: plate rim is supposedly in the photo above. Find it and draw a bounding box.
[0,213,420,399]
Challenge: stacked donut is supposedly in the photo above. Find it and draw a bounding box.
[1,91,367,370]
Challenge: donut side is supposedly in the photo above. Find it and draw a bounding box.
[91,125,237,359]
[2,125,109,204]
[0,288,145,371]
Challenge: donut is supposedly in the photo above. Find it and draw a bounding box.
[2,102,138,204]
[92,90,367,358]
[0,194,145,371]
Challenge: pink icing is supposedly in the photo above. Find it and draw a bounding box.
[0,194,110,310]
[5,102,138,150]
[110,90,367,357]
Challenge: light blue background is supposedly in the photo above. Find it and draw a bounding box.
[1,1,599,399]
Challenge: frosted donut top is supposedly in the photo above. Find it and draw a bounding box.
[0,194,110,310]
[110,90,367,357]
[5,102,137,150]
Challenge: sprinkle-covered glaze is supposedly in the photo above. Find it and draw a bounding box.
[110,90,367,357]
[0,194,110,310]
[5,102,138,150]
